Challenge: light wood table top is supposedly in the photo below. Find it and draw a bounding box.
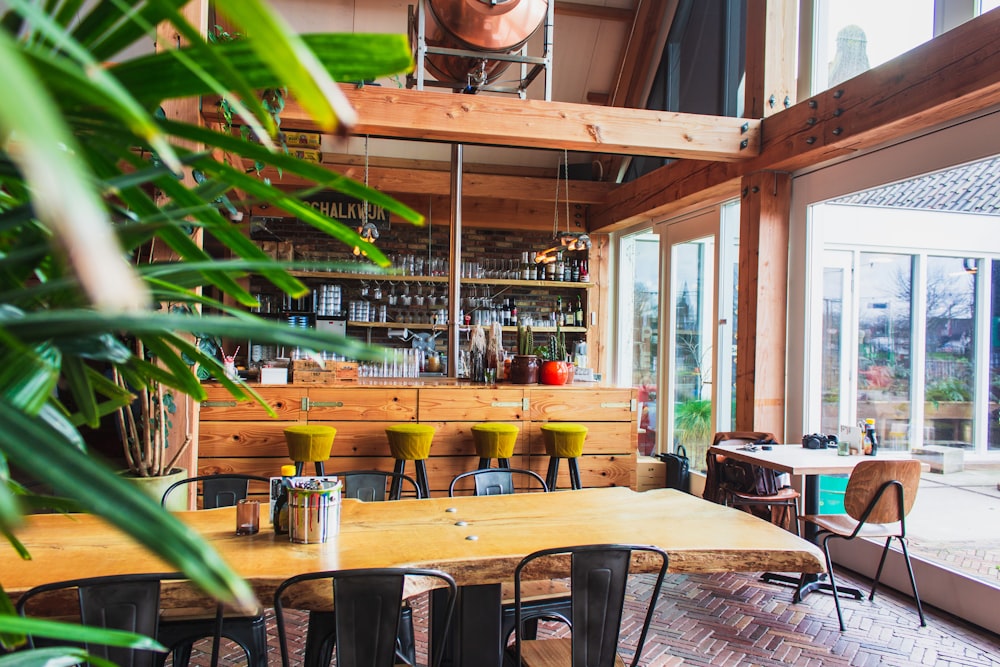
[6,487,824,606]
[708,443,922,476]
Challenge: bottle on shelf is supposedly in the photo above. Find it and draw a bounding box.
[579,259,590,283]
[571,258,580,282]
[555,296,563,326]
[575,296,584,327]
[555,252,565,282]
[521,252,532,281]
[510,299,518,326]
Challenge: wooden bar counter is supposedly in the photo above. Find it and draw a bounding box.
[199,381,638,497]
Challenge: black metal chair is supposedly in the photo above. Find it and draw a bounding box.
[273,567,457,667]
[16,572,223,667]
[158,474,269,667]
[306,469,423,665]
[508,544,669,667]
[796,458,926,631]
[448,468,549,497]
[334,469,424,501]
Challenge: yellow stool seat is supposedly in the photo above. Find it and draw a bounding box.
[471,423,519,460]
[540,423,588,458]
[385,424,436,461]
[283,425,337,462]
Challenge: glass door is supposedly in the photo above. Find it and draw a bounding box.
[661,212,718,471]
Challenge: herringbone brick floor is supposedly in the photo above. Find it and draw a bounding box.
[190,567,999,667]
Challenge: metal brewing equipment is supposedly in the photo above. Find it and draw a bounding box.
[409,0,553,98]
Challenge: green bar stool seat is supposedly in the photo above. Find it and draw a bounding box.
[283,425,337,476]
[385,424,436,499]
[471,423,519,469]
[539,423,588,490]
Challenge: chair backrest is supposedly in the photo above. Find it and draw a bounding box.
[16,573,216,667]
[512,544,669,667]
[844,459,922,524]
[448,468,549,497]
[333,470,423,501]
[711,431,777,447]
[161,473,269,509]
[273,568,456,667]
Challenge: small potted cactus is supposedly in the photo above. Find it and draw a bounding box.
[509,322,540,384]
[538,322,570,385]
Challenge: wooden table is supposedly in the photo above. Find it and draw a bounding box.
[7,487,824,666]
[707,443,922,598]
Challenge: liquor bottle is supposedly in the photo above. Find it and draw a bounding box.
[556,296,563,326]
[502,298,511,327]
[864,418,879,456]
[571,258,580,282]
[555,252,565,282]
[563,257,572,282]
[575,296,584,327]
[272,464,296,534]
[510,299,518,326]
[520,252,532,281]
[536,260,545,281]
[545,259,556,281]
[579,259,590,283]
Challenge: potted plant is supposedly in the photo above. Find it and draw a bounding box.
[509,323,540,384]
[537,323,570,385]
[0,1,421,657]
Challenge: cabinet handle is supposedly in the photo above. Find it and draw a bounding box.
[490,401,522,408]
[311,401,345,408]
[301,397,310,411]
[201,400,238,408]
[523,397,530,411]
[600,401,631,409]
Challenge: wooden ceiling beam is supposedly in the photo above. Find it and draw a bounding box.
[205,85,761,161]
[591,8,1000,230]
[555,1,632,22]
[258,163,613,204]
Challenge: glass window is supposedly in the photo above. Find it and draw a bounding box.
[813,0,935,94]
[619,231,660,455]
[991,260,1000,451]
[924,257,978,448]
[980,0,1000,14]
[857,253,914,449]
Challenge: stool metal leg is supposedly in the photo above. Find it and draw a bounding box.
[546,458,559,491]
[414,460,430,499]
[391,459,406,500]
[477,457,491,470]
[568,458,582,490]
[294,462,305,476]
[498,458,510,469]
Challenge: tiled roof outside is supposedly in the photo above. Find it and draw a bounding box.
[834,156,1000,214]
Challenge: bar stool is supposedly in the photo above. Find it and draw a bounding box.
[471,423,519,469]
[539,423,588,490]
[283,425,336,476]
[385,424,435,499]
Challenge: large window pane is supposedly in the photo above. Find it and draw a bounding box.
[622,231,660,455]
[857,252,913,449]
[990,260,1000,451]
[821,261,847,434]
[671,237,714,469]
[924,257,978,449]
[813,0,934,93]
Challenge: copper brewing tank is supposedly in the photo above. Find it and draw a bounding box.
[423,0,549,88]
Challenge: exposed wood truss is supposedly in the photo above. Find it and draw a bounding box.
[591,8,1000,230]
[204,85,761,162]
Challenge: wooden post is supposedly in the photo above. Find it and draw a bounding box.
[154,1,209,488]
[735,171,790,440]
[744,0,798,119]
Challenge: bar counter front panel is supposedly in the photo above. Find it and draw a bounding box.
[199,383,638,497]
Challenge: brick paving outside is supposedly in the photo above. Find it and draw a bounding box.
[187,566,999,667]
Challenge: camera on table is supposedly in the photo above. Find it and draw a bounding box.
[802,433,838,449]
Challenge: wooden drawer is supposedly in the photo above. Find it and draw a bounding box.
[199,385,303,421]
[422,421,526,457]
[417,387,525,421]
[199,421,294,457]
[528,388,636,422]
[305,388,417,421]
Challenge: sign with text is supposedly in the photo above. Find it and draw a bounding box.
[304,193,390,232]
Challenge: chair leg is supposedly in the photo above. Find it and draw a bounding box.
[898,537,927,627]
[396,603,416,665]
[821,534,847,632]
[414,460,430,499]
[545,458,559,491]
[870,536,893,600]
[391,460,406,500]
[568,458,581,490]
[304,611,336,667]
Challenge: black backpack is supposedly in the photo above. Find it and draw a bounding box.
[655,444,690,493]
